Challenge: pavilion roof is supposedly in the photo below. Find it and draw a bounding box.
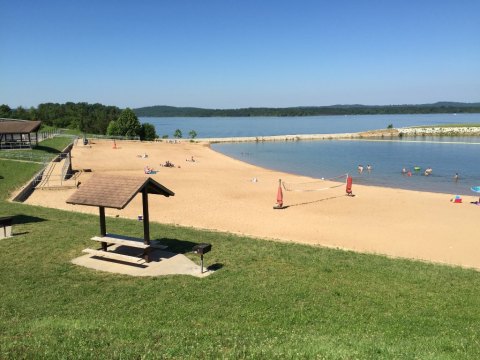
[66,174,174,209]
[0,119,42,134]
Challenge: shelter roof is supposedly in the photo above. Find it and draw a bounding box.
[0,119,42,134]
[66,174,174,209]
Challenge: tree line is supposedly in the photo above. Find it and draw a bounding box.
[3,101,479,140]
[0,103,158,140]
[133,102,480,117]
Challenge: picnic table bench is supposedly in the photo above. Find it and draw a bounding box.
[84,233,151,263]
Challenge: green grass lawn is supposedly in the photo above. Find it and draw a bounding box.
[0,136,74,163]
[1,159,480,359]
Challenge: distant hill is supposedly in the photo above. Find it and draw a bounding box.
[134,102,480,117]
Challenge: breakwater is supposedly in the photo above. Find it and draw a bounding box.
[196,133,360,143]
[399,126,480,136]
[194,126,480,144]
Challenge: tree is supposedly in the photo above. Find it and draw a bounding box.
[114,108,141,137]
[28,107,37,120]
[139,123,157,141]
[34,102,121,133]
[13,106,29,119]
[174,129,183,138]
[0,104,12,118]
[106,120,120,136]
[188,130,197,139]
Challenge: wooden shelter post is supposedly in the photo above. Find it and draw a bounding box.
[142,188,151,262]
[142,188,150,245]
[99,206,107,251]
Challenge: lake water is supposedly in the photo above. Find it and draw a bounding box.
[213,137,480,196]
[140,113,479,138]
[140,113,480,195]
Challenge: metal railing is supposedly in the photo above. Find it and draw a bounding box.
[0,140,34,150]
[77,134,141,141]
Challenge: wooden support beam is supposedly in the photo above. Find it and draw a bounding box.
[99,206,107,251]
[142,188,150,245]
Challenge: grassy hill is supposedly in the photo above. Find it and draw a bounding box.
[1,143,480,358]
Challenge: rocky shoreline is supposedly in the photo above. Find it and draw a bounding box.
[398,126,480,136]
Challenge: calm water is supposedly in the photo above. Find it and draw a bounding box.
[213,138,480,196]
[141,113,480,138]
[140,113,480,195]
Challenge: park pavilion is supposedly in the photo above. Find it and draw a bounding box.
[0,118,42,149]
[66,174,174,263]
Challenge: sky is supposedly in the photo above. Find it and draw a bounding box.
[1,0,479,109]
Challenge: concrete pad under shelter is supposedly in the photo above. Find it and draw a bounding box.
[72,244,212,277]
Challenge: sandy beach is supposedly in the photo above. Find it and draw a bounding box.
[23,138,480,270]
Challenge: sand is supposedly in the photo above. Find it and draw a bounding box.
[24,139,480,270]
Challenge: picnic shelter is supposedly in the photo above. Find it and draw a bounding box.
[66,174,174,263]
[0,118,42,149]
